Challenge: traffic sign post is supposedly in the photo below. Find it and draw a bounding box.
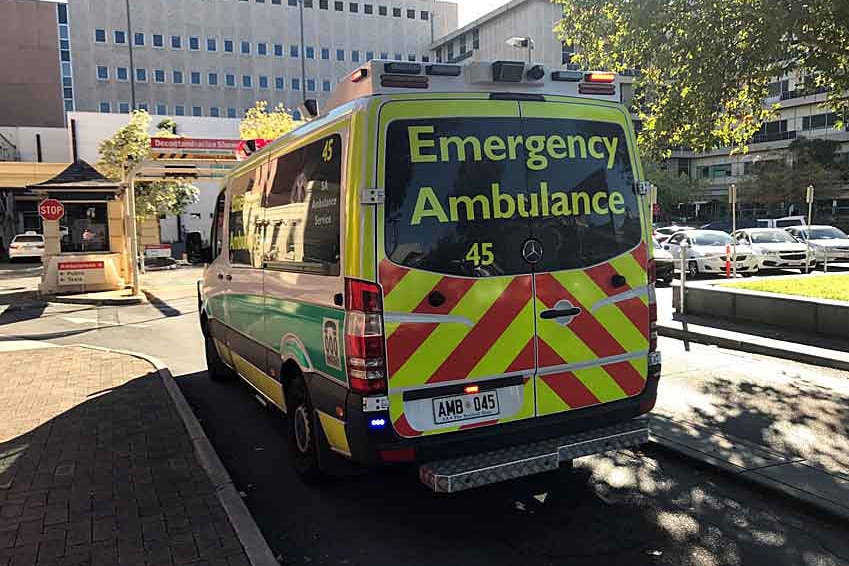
[806,184,814,273]
[729,184,737,278]
[38,199,64,222]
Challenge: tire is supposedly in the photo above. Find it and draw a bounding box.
[204,332,233,382]
[286,376,325,482]
[687,260,700,279]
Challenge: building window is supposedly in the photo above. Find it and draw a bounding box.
[378,5,387,15]
[136,68,147,82]
[207,37,217,51]
[99,102,111,113]
[287,0,296,4]
[96,66,108,80]
[322,79,331,91]
[561,42,575,65]
[306,79,315,91]
[154,69,165,83]
[447,41,453,60]
[241,41,250,54]
[364,3,373,13]
[351,50,359,62]
[257,42,267,55]
[459,34,466,54]
[336,49,344,61]
[259,75,269,89]
[305,0,313,6]
[208,72,218,85]
[321,47,329,60]
[406,8,414,18]
[275,77,285,90]
[224,39,234,52]
[225,74,235,86]
[134,32,144,46]
[366,50,374,60]
[192,106,202,117]
[292,109,302,120]
[114,30,126,44]
[227,107,237,118]
[421,55,429,62]
[189,36,199,50]
[319,0,328,8]
[306,46,315,59]
[154,104,166,115]
[408,54,415,61]
[380,51,388,59]
[119,102,130,114]
[290,45,299,57]
[116,67,128,81]
[171,35,181,49]
[210,107,220,117]
[803,112,839,130]
[435,47,442,62]
[173,70,184,84]
[242,75,252,88]
[95,28,106,43]
[394,52,401,61]
[274,43,284,57]
[349,2,358,12]
[420,10,428,20]
[191,71,201,85]
[153,34,163,47]
[175,105,185,116]
[392,7,400,17]
[291,77,300,91]
[472,28,480,49]
[334,1,343,10]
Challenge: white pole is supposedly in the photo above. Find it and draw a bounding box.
[679,244,687,315]
[127,172,140,296]
[805,184,814,274]
[730,184,737,278]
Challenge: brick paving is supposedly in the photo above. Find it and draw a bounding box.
[0,347,249,566]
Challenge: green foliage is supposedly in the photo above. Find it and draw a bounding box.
[739,137,848,204]
[554,0,849,159]
[643,160,708,216]
[97,110,199,219]
[239,101,297,140]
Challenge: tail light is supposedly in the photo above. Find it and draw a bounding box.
[344,278,387,394]
[8,244,19,249]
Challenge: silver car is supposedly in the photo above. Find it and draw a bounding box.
[733,228,816,271]
[785,225,849,264]
[663,230,759,278]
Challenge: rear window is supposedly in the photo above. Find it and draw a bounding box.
[384,117,641,276]
[13,235,43,243]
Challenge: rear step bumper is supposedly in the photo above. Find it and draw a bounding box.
[418,416,649,493]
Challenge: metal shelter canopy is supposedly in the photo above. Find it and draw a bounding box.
[129,137,243,182]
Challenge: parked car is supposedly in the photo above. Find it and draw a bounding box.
[652,238,675,285]
[785,225,849,264]
[756,215,806,229]
[732,228,816,271]
[663,230,759,277]
[699,218,759,233]
[654,225,692,243]
[8,232,44,262]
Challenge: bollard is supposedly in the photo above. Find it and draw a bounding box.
[725,244,731,278]
[679,244,688,315]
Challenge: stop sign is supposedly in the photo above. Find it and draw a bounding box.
[38,199,65,221]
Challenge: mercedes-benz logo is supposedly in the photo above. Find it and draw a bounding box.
[522,239,543,264]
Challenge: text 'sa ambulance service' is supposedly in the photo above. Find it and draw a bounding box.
[194,60,661,492]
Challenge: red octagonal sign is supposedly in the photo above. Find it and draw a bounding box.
[38,199,65,221]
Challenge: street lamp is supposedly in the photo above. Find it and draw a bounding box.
[505,36,534,63]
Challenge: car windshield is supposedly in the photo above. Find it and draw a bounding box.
[653,238,662,249]
[13,235,42,243]
[690,232,734,246]
[749,230,797,244]
[808,227,848,240]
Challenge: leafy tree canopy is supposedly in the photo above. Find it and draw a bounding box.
[643,160,708,218]
[97,110,199,219]
[239,101,297,140]
[555,0,849,159]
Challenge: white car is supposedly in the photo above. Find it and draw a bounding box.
[663,230,759,277]
[732,228,816,271]
[785,225,849,264]
[8,232,44,262]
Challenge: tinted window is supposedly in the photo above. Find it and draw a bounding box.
[384,117,639,277]
[13,235,43,243]
[211,189,226,258]
[809,227,848,239]
[749,230,796,244]
[263,135,342,275]
[691,232,734,246]
[228,169,264,267]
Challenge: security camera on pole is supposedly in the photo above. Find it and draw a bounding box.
[805,184,814,273]
[729,184,737,278]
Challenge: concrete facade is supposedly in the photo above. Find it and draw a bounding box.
[0,0,65,127]
[66,0,457,118]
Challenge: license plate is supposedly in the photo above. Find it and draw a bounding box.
[432,391,499,424]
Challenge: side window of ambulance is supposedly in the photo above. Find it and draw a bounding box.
[211,189,226,259]
[263,134,342,275]
[228,169,264,268]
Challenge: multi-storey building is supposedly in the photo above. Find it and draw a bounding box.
[66,0,457,118]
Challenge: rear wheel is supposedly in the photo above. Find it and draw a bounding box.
[687,260,700,279]
[286,376,325,482]
[204,331,233,382]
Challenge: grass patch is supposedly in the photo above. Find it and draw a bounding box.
[723,274,849,301]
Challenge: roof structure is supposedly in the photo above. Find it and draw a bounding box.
[27,160,120,191]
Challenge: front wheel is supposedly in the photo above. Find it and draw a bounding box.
[204,332,234,382]
[287,377,325,482]
[687,260,700,279]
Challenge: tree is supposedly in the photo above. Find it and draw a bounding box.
[239,101,297,140]
[739,137,848,205]
[554,0,849,159]
[97,110,199,219]
[643,160,708,219]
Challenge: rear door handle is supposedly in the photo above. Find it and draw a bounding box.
[217,273,224,280]
[225,274,232,281]
[540,307,581,319]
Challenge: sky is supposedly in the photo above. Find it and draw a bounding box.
[456,0,511,26]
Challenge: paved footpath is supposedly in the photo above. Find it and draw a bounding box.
[0,346,250,566]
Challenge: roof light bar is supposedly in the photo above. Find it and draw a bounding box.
[380,74,428,88]
[350,68,369,83]
[425,63,461,76]
[551,70,582,82]
[578,83,616,95]
[383,62,421,74]
[526,64,545,81]
[491,61,525,83]
[584,71,616,83]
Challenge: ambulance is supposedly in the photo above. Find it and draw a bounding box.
[193,59,660,492]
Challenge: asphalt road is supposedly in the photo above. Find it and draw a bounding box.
[1,265,848,566]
